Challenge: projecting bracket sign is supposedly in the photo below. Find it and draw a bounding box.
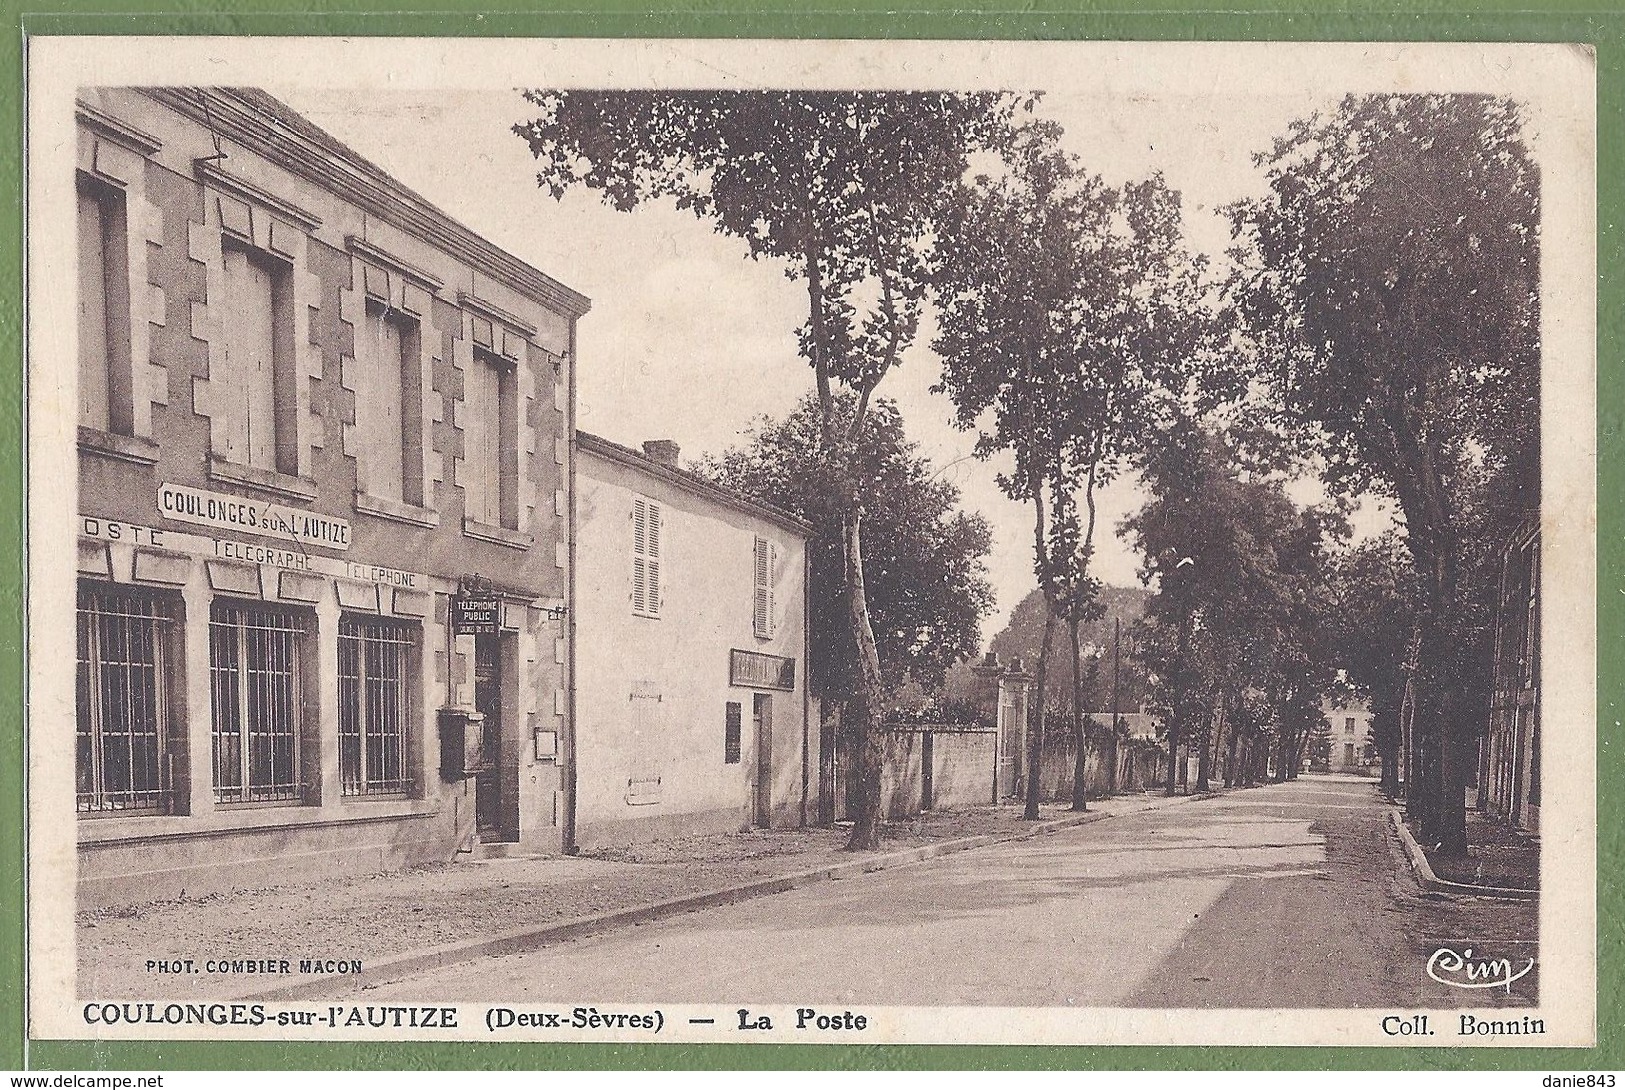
[730,649,796,692]
[452,596,502,635]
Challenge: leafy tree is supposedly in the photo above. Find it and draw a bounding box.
[696,394,995,708]
[983,585,1154,715]
[1226,94,1538,854]
[932,122,1207,817]
[1326,532,1420,793]
[516,90,1025,848]
[1124,425,1343,793]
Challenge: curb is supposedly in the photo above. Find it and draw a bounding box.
[246,791,1217,1001]
[1386,809,1538,901]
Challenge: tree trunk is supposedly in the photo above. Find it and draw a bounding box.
[1069,620,1088,811]
[1027,611,1058,820]
[1165,618,1191,796]
[841,508,889,851]
[1195,693,1213,793]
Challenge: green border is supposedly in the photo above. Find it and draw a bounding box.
[2,1,1617,1072]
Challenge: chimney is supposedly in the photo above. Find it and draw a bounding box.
[642,439,681,468]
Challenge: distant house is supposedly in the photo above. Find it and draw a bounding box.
[1319,697,1375,774]
[573,432,816,847]
[1480,514,1540,834]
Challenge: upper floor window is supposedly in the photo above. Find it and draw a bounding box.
[356,302,424,506]
[1344,717,1355,734]
[466,347,518,529]
[77,174,133,436]
[632,496,662,618]
[753,536,778,639]
[218,242,296,474]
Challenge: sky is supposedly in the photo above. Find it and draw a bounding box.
[272,84,1373,640]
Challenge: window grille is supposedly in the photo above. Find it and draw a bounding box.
[724,702,742,764]
[338,616,414,797]
[210,601,305,804]
[632,497,662,617]
[76,586,171,814]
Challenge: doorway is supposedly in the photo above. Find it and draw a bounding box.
[474,633,506,840]
[753,693,772,828]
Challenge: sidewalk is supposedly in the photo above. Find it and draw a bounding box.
[77,789,1215,1000]
[1390,801,1539,898]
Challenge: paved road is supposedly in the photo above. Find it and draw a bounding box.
[344,776,1537,1008]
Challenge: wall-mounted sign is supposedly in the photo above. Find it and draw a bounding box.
[453,596,501,635]
[81,516,419,587]
[730,649,796,692]
[157,482,351,551]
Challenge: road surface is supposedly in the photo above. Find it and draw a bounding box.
[341,776,1536,1008]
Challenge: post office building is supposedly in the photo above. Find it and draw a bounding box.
[69,88,588,907]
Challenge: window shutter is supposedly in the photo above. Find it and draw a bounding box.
[768,541,779,637]
[754,537,773,638]
[647,503,661,614]
[632,498,661,617]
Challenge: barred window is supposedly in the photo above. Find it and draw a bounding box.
[210,601,306,805]
[338,615,414,797]
[724,702,742,765]
[76,586,171,814]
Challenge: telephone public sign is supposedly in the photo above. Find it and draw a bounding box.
[453,597,501,635]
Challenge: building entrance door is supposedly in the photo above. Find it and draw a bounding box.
[474,633,505,840]
[753,693,772,828]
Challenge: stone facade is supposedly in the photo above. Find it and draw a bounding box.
[70,88,588,907]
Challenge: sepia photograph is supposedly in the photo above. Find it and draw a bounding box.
[24,37,1596,1048]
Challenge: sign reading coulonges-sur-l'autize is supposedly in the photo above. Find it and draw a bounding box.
[157,482,352,551]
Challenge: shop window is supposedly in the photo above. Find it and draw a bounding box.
[209,601,306,805]
[724,702,742,765]
[219,242,296,474]
[632,496,662,618]
[356,302,425,506]
[76,585,172,814]
[466,347,518,529]
[338,616,414,797]
[753,536,777,639]
[77,174,133,435]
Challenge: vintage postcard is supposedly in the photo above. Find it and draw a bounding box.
[24,36,1596,1048]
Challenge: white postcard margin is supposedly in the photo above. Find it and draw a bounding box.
[23,36,1598,1047]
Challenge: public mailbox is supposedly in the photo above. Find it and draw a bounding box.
[437,707,486,779]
